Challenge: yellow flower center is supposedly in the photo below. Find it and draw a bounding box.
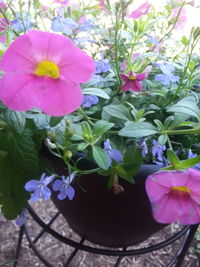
[171,186,191,193]
[35,61,60,79]
[129,74,136,80]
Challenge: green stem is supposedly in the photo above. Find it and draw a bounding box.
[163,127,200,135]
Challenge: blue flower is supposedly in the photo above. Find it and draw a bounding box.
[154,62,180,86]
[188,149,200,168]
[95,55,111,74]
[25,173,54,202]
[104,139,123,167]
[79,19,95,32]
[51,17,78,35]
[82,95,99,108]
[141,141,148,158]
[147,35,159,46]
[12,13,33,32]
[151,140,166,161]
[52,173,75,200]
[15,211,27,226]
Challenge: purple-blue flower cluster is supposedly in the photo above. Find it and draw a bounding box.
[51,17,78,35]
[151,139,166,161]
[154,62,180,86]
[95,54,111,74]
[25,173,75,202]
[82,95,99,108]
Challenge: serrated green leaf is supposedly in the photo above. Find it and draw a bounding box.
[82,88,110,99]
[2,110,26,133]
[7,130,39,171]
[119,122,158,138]
[92,145,110,170]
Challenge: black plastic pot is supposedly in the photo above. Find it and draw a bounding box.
[50,155,167,248]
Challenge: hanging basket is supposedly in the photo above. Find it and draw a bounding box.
[50,155,167,248]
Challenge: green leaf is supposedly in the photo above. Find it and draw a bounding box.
[81,121,93,142]
[167,149,180,165]
[103,105,131,121]
[176,156,200,169]
[181,36,189,46]
[7,130,39,171]
[77,142,88,151]
[123,144,142,177]
[158,135,168,145]
[82,88,110,99]
[2,110,26,133]
[92,145,110,170]
[49,116,64,127]
[167,98,200,121]
[93,120,114,139]
[119,122,158,138]
[114,164,134,183]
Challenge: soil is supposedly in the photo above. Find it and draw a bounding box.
[0,199,199,267]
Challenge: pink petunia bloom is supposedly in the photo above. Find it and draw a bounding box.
[145,169,200,224]
[120,71,145,92]
[99,0,109,14]
[0,30,95,116]
[128,2,151,19]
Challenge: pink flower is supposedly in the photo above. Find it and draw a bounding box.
[0,30,95,116]
[128,2,151,19]
[120,71,145,92]
[146,169,200,224]
[171,7,187,29]
[99,0,109,14]
[53,0,69,5]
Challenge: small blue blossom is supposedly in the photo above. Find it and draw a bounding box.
[151,140,166,161]
[15,211,27,226]
[147,35,159,46]
[51,17,78,35]
[82,95,99,108]
[188,149,200,168]
[12,13,33,32]
[154,62,180,86]
[91,74,105,86]
[141,141,148,158]
[52,173,75,200]
[25,173,55,202]
[78,19,95,32]
[104,139,123,167]
[95,54,111,74]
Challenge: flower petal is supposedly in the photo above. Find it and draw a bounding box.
[41,187,52,200]
[25,180,39,192]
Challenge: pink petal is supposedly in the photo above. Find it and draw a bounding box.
[120,73,129,82]
[0,32,36,72]
[178,199,200,224]
[121,80,134,91]
[128,2,151,19]
[132,80,142,92]
[136,73,146,81]
[0,73,82,116]
[99,0,109,14]
[37,78,83,116]
[0,73,38,111]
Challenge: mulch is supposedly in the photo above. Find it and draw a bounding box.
[0,200,199,267]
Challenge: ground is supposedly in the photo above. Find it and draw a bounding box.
[0,200,199,267]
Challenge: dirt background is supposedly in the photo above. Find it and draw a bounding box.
[0,200,199,267]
